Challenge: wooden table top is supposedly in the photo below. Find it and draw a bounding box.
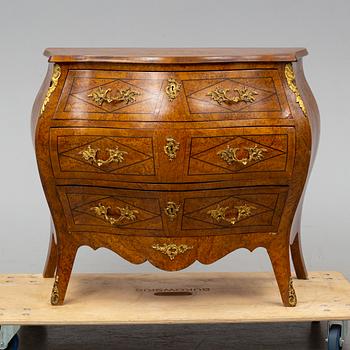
[0,271,349,325]
[44,47,308,63]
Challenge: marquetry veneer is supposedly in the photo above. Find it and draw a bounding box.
[32,48,320,307]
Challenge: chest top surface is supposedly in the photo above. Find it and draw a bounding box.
[44,47,308,64]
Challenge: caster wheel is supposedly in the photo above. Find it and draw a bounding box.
[6,334,19,350]
[328,324,342,350]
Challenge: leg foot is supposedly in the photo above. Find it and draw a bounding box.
[291,232,308,279]
[267,237,297,307]
[50,240,78,306]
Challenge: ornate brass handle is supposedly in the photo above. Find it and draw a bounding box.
[166,78,181,101]
[217,144,266,166]
[152,243,193,260]
[90,203,139,225]
[164,201,180,221]
[207,204,255,225]
[88,87,140,106]
[164,137,180,161]
[80,145,127,167]
[207,87,258,105]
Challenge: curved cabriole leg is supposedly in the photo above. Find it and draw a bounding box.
[267,237,297,307]
[290,232,308,280]
[43,232,57,278]
[50,240,78,306]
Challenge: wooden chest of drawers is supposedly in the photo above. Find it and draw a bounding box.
[32,48,320,307]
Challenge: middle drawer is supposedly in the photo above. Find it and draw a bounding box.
[50,126,295,183]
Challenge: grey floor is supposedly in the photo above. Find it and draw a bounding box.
[16,322,348,349]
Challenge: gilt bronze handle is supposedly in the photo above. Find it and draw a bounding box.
[207,87,258,105]
[217,144,266,166]
[207,204,255,225]
[90,203,139,225]
[80,145,127,167]
[88,87,140,106]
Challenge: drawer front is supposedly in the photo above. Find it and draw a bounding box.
[54,69,290,121]
[184,126,295,181]
[181,70,290,120]
[50,126,295,183]
[58,186,288,236]
[55,70,164,121]
[50,128,158,182]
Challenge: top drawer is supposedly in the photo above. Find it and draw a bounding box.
[54,69,291,122]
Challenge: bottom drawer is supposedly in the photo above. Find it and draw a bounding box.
[58,185,288,237]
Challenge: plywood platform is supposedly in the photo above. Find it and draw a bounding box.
[1,272,350,325]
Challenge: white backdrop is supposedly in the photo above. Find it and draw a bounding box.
[0,0,349,278]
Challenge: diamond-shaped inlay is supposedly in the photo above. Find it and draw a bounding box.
[65,78,163,114]
[58,136,155,176]
[184,78,281,114]
[182,193,277,230]
[189,135,287,175]
[68,194,163,230]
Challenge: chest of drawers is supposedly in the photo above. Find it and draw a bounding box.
[32,48,320,306]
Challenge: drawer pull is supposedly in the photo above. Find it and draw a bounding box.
[207,204,256,225]
[90,203,139,225]
[207,87,258,105]
[164,137,180,161]
[166,78,181,101]
[152,243,193,260]
[164,201,180,221]
[88,87,140,106]
[80,145,128,167]
[217,144,266,166]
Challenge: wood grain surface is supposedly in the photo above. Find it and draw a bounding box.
[0,272,349,325]
[44,47,308,63]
